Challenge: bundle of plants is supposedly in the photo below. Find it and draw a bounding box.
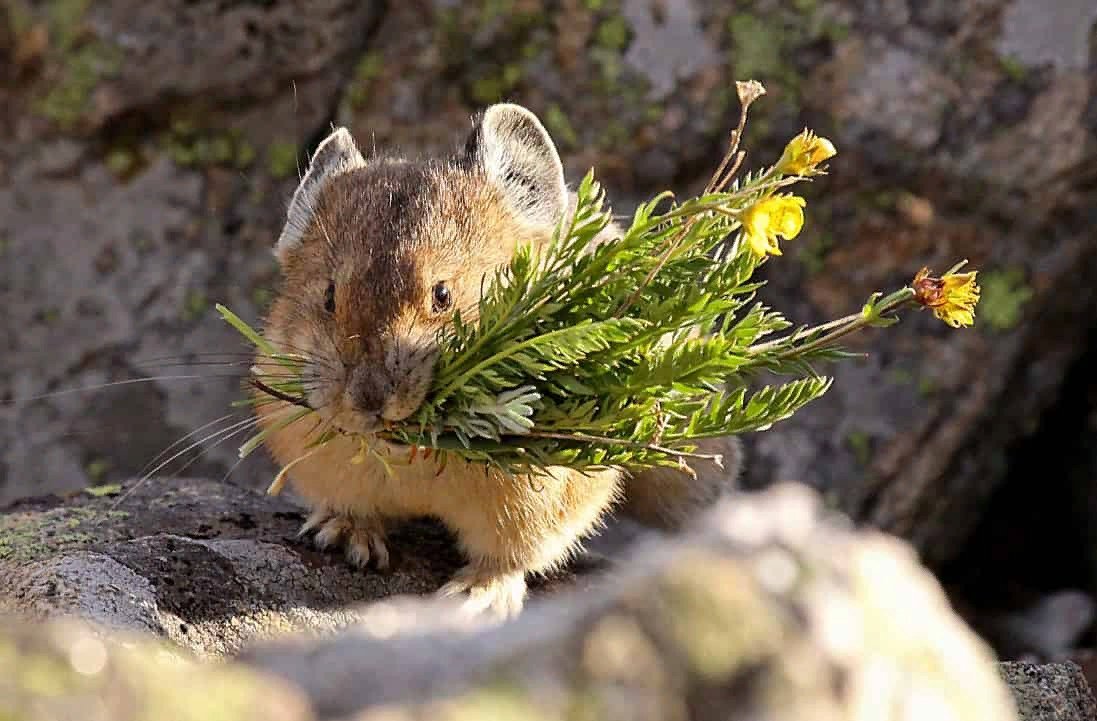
[219,81,981,492]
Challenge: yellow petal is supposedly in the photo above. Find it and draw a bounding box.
[811,136,837,163]
[775,202,804,239]
[741,196,807,257]
[917,269,979,327]
[746,208,770,238]
[746,230,772,258]
[778,129,837,175]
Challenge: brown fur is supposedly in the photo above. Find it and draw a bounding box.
[255,105,739,619]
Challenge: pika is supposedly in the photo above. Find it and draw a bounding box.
[256,103,741,618]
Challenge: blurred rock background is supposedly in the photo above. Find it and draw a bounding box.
[2,0,1097,660]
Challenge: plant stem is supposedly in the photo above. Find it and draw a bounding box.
[522,430,724,465]
[746,311,862,356]
[747,290,917,360]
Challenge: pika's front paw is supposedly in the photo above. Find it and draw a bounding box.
[437,564,527,621]
[299,508,390,570]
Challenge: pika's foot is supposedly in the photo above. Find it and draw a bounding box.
[299,508,390,570]
[437,564,527,620]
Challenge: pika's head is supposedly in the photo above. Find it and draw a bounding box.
[264,104,568,435]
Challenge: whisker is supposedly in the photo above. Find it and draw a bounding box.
[136,357,281,368]
[4,376,225,404]
[166,419,257,480]
[137,412,242,479]
[219,452,252,485]
[258,348,339,373]
[151,415,265,476]
[118,410,294,512]
[132,363,310,382]
[131,355,333,381]
[135,352,269,362]
[260,338,328,358]
[137,342,338,372]
[137,360,257,370]
[103,408,293,517]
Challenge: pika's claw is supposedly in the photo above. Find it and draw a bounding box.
[438,564,526,621]
[297,507,331,537]
[299,509,390,571]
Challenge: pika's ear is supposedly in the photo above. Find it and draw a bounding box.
[276,127,366,262]
[463,103,567,229]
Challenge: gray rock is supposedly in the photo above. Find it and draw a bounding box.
[0,477,472,656]
[1001,661,1097,721]
[998,0,1097,71]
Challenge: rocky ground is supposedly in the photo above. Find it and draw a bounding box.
[2,0,1097,715]
[0,477,1063,720]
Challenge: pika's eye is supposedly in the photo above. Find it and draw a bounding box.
[324,283,336,314]
[431,281,452,313]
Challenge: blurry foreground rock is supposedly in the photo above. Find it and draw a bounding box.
[1,477,1033,720]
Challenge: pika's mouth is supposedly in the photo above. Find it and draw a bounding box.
[330,412,381,437]
[328,411,411,451]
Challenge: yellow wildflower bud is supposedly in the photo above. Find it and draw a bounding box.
[741,195,806,258]
[777,129,837,176]
[912,267,981,328]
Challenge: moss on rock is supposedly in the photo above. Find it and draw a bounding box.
[36,39,122,128]
[0,507,104,564]
[162,122,257,171]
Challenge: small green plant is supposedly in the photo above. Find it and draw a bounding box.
[978,268,1032,331]
[219,81,981,490]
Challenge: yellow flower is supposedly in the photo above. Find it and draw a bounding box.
[912,267,981,328]
[741,195,806,257]
[777,129,837,176]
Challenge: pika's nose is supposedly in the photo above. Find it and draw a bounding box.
[346,366,389,415]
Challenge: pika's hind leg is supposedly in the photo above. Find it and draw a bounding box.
[299,507,390,570]
[437,562,526,620]
[436,465,624,620]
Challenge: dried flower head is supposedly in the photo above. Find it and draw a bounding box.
[736,80,767,109]
[742,195,806,257]
[912,267,981,328]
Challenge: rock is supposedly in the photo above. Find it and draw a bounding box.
[2,480,1021,721]
[1068,650,1097,700]
[3,0,1097,591]
[0,0,386,503]
[1001,661,1097,721]
[0,477,471,657]
[997,0,1097,72]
